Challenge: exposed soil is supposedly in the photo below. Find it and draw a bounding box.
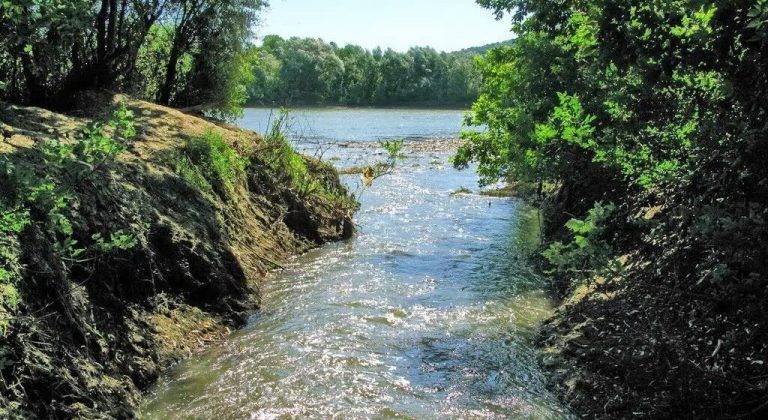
[0,93,356,418]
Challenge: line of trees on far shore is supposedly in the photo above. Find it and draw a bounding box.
[244,35,493,107]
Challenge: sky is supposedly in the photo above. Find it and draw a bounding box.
[255,0,513,52]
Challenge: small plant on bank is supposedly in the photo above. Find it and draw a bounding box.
[542,202,618,282]
[262,110,309,183]
[261,110,341,200]
[0,103,140,334]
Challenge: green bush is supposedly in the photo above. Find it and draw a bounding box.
[542,202,617,281]
[0,202,27,334]
[380,139,405,161]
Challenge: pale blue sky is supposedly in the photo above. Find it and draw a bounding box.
[256,0,513,52]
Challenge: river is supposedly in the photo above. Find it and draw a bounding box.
[141,108,569,419]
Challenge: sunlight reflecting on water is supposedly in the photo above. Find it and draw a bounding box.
[141,109,569,419]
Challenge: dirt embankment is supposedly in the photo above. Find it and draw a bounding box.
[537,206,768,418]
[0,93,356,418]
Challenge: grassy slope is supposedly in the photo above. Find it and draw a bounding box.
[0,93,356,418]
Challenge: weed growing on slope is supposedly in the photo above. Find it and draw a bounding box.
[0,103,140,334]
[542,202,620,282]
[174,129,248,198]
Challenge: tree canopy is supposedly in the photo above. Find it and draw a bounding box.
[0,0,266,116]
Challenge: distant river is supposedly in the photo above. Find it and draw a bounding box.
[237,107,469,142]
[141,108,570,418]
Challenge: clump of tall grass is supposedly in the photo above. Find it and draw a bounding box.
[173,129,248,197]
[260,110,350,203]
[170,110,355,210]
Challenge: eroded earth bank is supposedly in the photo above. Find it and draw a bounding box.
[0,94,356,417]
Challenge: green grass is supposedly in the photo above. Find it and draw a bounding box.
[174,130,247,197]
[172,154,212,193]
[260,111,350,204]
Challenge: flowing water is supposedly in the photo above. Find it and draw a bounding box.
[141,108,569,419]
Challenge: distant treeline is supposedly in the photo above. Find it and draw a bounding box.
[245,35,497,107]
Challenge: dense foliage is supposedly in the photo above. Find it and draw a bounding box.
[460,0,768,282]
[245,35,484,106]
[459,0,768,416]
[0,0,265,116]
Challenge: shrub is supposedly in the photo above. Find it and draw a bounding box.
[380,139,405,161]
[542,202,617,282]
[0,202,28,334]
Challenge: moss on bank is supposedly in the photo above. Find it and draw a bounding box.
[0,93,357,418]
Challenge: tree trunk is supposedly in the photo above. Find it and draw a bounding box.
[94,0,111,87]
[158,38,184,105]
[96,0,109,63]
[20,51,44,105]
[106,0,118,52]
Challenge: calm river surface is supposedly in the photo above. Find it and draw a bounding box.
[237,107,468,142]
[141,108,569,419]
